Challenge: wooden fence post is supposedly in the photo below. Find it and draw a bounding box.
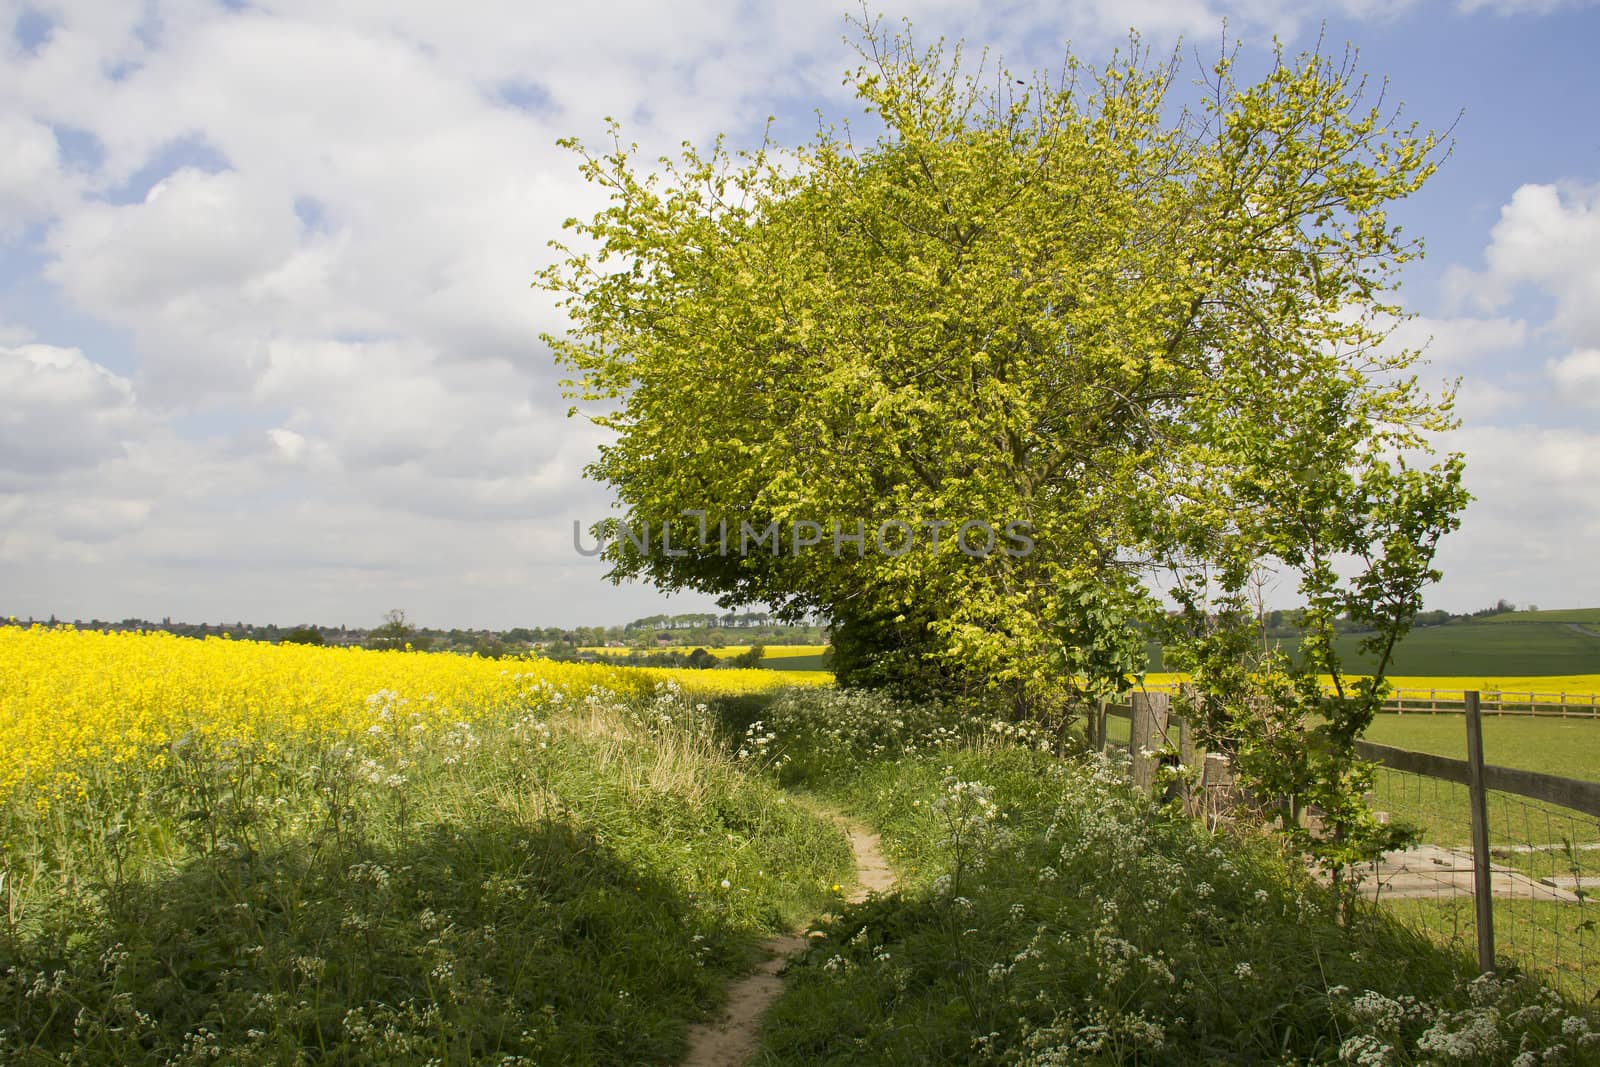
[1097,698,1109,754]
[1130,691,1170,794]
[1464,691,1497,975]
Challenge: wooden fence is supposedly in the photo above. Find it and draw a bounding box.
[1378,689,1599,717]
[1140,683,1600,717]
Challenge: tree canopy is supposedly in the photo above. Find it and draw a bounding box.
[538,20,1466,733]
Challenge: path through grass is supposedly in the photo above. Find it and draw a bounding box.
[722,689,1598,1065]
[682,811,894,1066]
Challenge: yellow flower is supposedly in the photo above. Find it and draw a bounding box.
[0,626,821,797]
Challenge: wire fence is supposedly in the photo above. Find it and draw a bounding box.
[1091,691,1599,1004]
[1368,765,1597,1003]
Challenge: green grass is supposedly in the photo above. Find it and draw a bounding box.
[1368,762,1600,872]
[1359,717,1600,884]
[737,689,1597,1065]
[14,671,1594,1064]
[1148,609,1600,676]
[764,749,1472,1064]
[1362,715,1600,783]
[1301,622,1600,676]
[1384,896,1600,1005]
[0,688,853,1065]
[764,651,832,672]
[1479,608,1600,626]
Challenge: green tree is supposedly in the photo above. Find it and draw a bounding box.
[281,626,324,646]
[368,610,415,652]
[539,17,1466,873]
[729,644,765,668]
[472,634,507,659]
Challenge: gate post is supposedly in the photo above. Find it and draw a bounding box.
[1129,691,1170,794]
[1465,691,1496,975]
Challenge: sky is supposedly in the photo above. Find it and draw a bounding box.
[1,0,1597,630]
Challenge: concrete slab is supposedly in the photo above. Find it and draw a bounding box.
[1358,845,1581,903]
[1494,842,1600,854]
[1539,874,1600,891]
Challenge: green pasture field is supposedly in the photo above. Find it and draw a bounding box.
[1282,622,1600,676]
[1090,696,1600,781]
[764,651,832,671]
[1360,716,1599,877]
[1147,608,1600,676]
[1362,715,1600,784]
[1479,607,1600,626]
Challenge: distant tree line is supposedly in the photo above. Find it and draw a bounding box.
[623,611,816,630]
[549,645,767,670]
[1256,599,1529,639]
[0,610,823,660]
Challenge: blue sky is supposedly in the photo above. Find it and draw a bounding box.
[2,0,1597,629]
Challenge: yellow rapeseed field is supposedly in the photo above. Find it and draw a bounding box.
[0,625,822,800]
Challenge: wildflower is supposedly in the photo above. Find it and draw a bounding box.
[1338,1035,1394,1065]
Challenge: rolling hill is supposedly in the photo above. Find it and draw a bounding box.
[1241,608,1600,676]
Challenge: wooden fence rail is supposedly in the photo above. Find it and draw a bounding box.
[1380,690,1600,717]
[1351,740,1600,819]
[1140,683,1600,717]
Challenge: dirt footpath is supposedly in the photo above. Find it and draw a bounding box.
[681,815,895,1066]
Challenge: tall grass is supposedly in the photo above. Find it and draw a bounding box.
[0,677,852,1064]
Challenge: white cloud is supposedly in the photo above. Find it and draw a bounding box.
[0,114,76,237]
[0,343,146,478]
[1547,349,1600,407]
[1382,312,1528,367]
[1429,424,1600,612]
[266,427,310,464]
[1452,379,1524,421]
[1456,0,1598,14]
[1444,182,1600,346]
